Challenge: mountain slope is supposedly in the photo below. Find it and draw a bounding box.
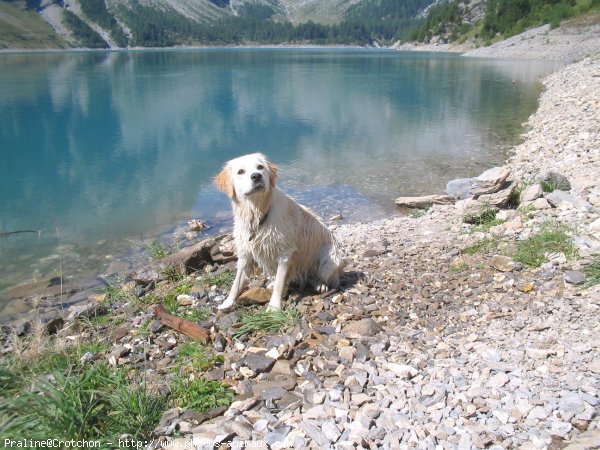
[0,0,437,49]
[0,0,66,48]
[277,0,360,24]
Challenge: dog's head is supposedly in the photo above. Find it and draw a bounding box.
[215,153,278,200]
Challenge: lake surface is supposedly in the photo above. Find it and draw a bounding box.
[0,49,560,311]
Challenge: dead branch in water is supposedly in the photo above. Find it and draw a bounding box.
[0,230,40,238]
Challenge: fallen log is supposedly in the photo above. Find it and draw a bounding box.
[154,305,210,342]
[0,230,40,238]
[395,194,455,208]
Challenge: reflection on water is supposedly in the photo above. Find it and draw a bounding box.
[0,49,560,309]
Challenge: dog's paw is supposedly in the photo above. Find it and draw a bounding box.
[217,298,236,312]
[315,283,329,294]
[266,303,281,312]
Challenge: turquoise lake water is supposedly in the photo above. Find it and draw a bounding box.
[0,49,560,309]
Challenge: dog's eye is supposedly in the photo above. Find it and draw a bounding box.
[257,165,264,170]
[237,169,245,175]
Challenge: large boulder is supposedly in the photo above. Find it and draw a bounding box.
[471,166,511,195]
[476,182,516,208]
[461,200,499,224]
[446,177,477,200]
[545,190,593,211]
[445,167,511,201]
[539,171,571,192]
[520,184,543,203]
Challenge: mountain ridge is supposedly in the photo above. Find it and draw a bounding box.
[0,0,435,49]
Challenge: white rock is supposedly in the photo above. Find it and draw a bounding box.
[265,347,281,360]
[489,372,510,388]
[387,363,418,379]
[527,406,549,420]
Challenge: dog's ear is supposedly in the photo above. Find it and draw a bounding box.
[214,166,235,198]
[267,161,278,188]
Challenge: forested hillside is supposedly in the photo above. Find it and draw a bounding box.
[0,0,598,49]
[412,0,600,44]
[0,0,65,48]
[0,0,439,48]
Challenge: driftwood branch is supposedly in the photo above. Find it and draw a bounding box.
[316,288,339,300]
[0,230,40,238]
[154,306,210,342]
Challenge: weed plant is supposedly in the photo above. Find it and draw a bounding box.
[464,238,498,255]
[163,293,179,314]
[174,341,224,373]
[409,208,427,219]
[170,377,234,412]
[99,276,134,304]
[541,179,560,193]
[449,261,470,273]
[514,223,577,267]
[145,239,177,260]
[470,206,499,228]
[584,257,600,287]
[199,271,235,288]
[183,307,212,322]
[0,352,229,441]
[233,308,300,338]
[162,265,184,282]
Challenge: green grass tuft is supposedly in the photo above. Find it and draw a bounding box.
[233,308,300,339]
[0,360,167,443]
[161,266,184,283]
[584,258,600,287]
[200,271,235,288]
[170,377,234,412]
[541,179,560,193]
[464,238,498,255]
[78,341,110,356]
[409,208,428,219]
[163,293,180,314]
[174,341,224,373]
[514,223,577,268]
[98,276,135,304]
[183,307,212,322]
[146,239,177,260]
[473,217,505,233]
[1,363,124,441]
[472,206,498,226]
[449,261,469,273]
[104,384,169,441]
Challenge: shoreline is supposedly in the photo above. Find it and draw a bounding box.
[0,40,559,322]
[1,14,598,62]
[1,21,597,318]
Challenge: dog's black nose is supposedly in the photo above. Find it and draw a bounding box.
[251,172,262,182]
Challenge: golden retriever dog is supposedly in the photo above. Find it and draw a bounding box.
[214,153,344,311]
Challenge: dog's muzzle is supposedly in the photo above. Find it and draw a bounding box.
[247,172,265,194]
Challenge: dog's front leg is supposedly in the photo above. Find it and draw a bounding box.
[218,257,249,311]
[267,257,290,311]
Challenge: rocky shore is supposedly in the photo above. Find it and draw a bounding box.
[397,14,600,63]
[2,53,600,449]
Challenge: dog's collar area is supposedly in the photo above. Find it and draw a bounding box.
[249,209,270,241]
